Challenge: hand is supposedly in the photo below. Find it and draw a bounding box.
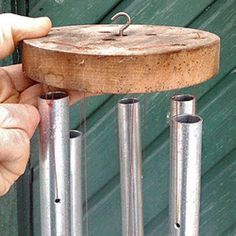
[0,14,87,196]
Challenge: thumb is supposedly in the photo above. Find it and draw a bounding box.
[0,13,52,59]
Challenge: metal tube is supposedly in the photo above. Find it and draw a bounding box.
[70,130,83,236]
[170,94,196,118]
[117,98,144,236]
[38,91,70,236]
[169,114,203,236]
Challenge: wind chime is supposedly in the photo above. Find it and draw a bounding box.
[22,12,220,236]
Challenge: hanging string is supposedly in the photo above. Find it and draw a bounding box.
[83,93,89,236]
[175,99,180,227]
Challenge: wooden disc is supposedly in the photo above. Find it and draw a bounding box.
[22,25,220,94]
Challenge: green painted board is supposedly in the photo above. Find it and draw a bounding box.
[1,0,236,235]
[101,0,215,25]
[29,0,122,25]
[29,0,236,235]
[0,0,13,67]
[0,185,18,236]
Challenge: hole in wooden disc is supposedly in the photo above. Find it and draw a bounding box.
[145,33,157,36]
[99,31,111,33]
[171,43,186,46]
[102,38,116,41]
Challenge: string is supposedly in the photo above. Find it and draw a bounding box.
[175,99,179,227]
[83,93,89,236]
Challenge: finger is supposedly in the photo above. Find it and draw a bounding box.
[0,128,29,195]
[19,83,43,106]
[2,64,35,92]
[0,104,40,138]
[0,13,52,59]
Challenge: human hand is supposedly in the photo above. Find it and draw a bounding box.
[0,14,87,196]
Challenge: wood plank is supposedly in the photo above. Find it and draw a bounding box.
[29,0,41,11]
[0,185,18,236]
[29,0,122,25]
[221,222,236,236]
[0,0,11,13]
[189,0,236,94]
[16,170,33,236]
[101,0,215,25]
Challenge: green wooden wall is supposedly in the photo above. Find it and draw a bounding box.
[1,0,236,235]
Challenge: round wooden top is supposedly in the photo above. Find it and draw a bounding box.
[22,25,220,94]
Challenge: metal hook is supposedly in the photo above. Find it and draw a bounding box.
[111,12,131,36]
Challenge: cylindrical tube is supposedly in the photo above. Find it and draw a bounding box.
[38,91,70,236]
[170,94,196,118]
[117,98,144,236]
[169,114,203,236]
[70,130,83,236]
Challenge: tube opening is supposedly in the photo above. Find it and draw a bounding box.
[175,223,180,229]
[70,130,82,139]
[119,98,139,104]
[40,91,68,100]
[172,94,195,102]
[175,115,202,124]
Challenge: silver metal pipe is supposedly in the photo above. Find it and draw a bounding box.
[117,98,144,236]
[38,91,70,236]
[70,130,83,236]
[169,114,203,236]
[170,94,196,118]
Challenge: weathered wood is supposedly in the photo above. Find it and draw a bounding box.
[22,25,220,93]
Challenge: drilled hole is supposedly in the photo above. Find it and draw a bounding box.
[102,38,116,41]
[175,223,181,229]
[171,43,186,46]
[55,198,61,203]
[70,130,82,139]
[145,33,157,36]
[99,31,111,33]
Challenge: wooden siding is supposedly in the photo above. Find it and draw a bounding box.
[0,0,236,235]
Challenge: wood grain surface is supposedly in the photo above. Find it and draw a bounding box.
[22,25,220,94]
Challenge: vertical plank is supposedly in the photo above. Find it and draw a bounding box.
[0,186,18,236]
